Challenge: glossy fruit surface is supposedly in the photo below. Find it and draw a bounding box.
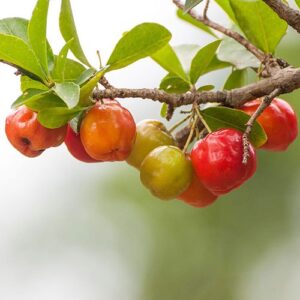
[191,128,256,195]
[241,98,298,151]
[80,99,136,161]
[126,119,176,168]
[140,146,193,200]
[5,105,67,157]
[64,125,100,163]
[178,172,218,208]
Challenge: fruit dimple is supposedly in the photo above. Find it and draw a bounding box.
[21,137,31,146]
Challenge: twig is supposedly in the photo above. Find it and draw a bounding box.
[203,0,210,19]
[172,0,266,62]
[99,76,114,89]
[242,88,282,164]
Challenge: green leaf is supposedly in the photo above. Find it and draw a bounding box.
[295,0,300,9]
[215,0,237,23]
[53,82,80,109]
[201,106,267,147]
[173,44,200,74]
[224,69,247,90]
[0,34,47,81]
[160,103,168,118]
[229,0,287,53]
[184,0,203,12]
[28,0,50,76]
[12,89,48,108]
[190,40,221,84]
[60,0,91,67]
[176,10,217,37]
[76,68,96,85]
[0,18,29,42]
[38,107,87,129]
[151,44,188,82]
[107,23,171,71]
[218,35,260,69]
[20,76,48,92]
[159,73,190,93]
[204,55,231,74]
[197,85,214,92]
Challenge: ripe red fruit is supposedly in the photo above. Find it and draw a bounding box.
[191,128,256,195]
[64,125,100,163]
[241,98,298,151]
[80,99,136,161]
[178,172,218,208]
[5,106,67,157]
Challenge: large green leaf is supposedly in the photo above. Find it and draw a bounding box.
[218,35,260,69]
[201,106,267,147]
[230,0,287,53]
[53,82,80,109]
[20,76,48,92]
[38,107,87,128]
[60,0,91,67]
[176,10,217,37]
[184,0,204,12]
[224,69,247,90]
[215,0,237,23]
[159,73,191,94]
[0,34,47,81]
[151,44,188,82]
[28,0,50,75]
[190,40,221,84]
[0,18,29,42]
[107,23,171,71]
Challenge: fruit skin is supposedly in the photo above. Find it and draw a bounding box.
[80,99,136,161]
[5,105,67,157]
[191,129,256,196]
[126,119,176,169]
[178,172,218,208]
[140,146,193,200]
[64,125,100,163]
[241,98,298,151]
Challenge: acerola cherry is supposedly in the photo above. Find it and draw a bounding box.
[64,125,100,163]
[5,105,67,157]
[241,98,298,151]
[80,99,136,161]
[178,172,218,208]
[126,119,176,168]
[140,146,193,200]
[191,128,256,195]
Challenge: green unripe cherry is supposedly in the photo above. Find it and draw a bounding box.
[126,119,176,169]
[140,145,193,200]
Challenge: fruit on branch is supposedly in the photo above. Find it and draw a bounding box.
[5,105,67,158]
[178,168,218,208]
[140,145,193,200]
[64,125,100,163]
[126,119,176,168]
[191,129,257,195]
[241,98,298,151]
[80,99,136,161]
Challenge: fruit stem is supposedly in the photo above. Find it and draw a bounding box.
[169,114,192,133]
[194,106,212,133]
[183,114,199,153]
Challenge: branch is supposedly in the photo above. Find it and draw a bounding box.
[172,0,266,62]
[94,67,300,108]
[263,0,300,33]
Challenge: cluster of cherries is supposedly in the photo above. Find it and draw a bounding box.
[5,97,298,208]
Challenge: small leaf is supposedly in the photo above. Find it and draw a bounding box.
[151,44,188,82]
[21,76,48,92]
[53,82,80,109]
[176,10,217,37]
[184,0,203,12]
[0,34,47,81]
[107,23,171,71]
[76,68,96,86]
[224,69,247,90]
[201,106,267,147]
[28,0,50,75]
[160,103,168,118]
[190,40,221,84]
[12,89,48,108]
[197,85,214,92]
[60,0,91,67]
[218,35,260,69]
[159,73,190,93]
[38,107,87,129]
[230,0,287,53]
[0,18,29,42]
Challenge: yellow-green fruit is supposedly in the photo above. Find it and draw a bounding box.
[140,146,193,200]
[126,119,176,169]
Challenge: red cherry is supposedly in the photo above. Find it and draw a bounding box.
[64,125,100,163]
[241,98,298,151]
[191,128,257,195]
